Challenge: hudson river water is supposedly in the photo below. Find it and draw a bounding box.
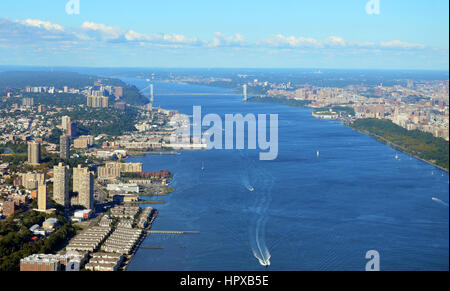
[123,79,449,271]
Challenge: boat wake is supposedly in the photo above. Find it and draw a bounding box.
[240,152,274,268]
[432,197,449,207]
[240,167,255,192]
[251,213,272,267]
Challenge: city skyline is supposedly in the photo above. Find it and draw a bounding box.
[0,0,448,275]
[0,0,448,69]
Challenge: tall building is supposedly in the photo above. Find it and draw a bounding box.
[73,135,94,149]
[114,86,123,99]
[22,97,34,107]
[87,95,109,108]
[73,165,95,210]
[28,141,41,165]
[38,105,46,113]
[2,201,17,217]
[60,135,70,159]
[53,163,70,208]
[67,121,77,137]
[21,172,45,190]
[38,184,47,211]
[149,84,154,111]
[61,116,71,131]
[97,162,143,179]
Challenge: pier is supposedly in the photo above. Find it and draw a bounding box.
[125,201,166,205]
[148,230,200,235]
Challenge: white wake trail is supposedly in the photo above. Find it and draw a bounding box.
[432,197,449,207]
[245,160,274,268]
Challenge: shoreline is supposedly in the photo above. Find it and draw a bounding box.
[348,126,449,173]
[247,96,448,173]
[125,78,449,173]
[122,210,159,271]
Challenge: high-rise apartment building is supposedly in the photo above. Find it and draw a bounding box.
[114,86,123,99]
[22,97,34,107]
[87,95,109,108]
[60,135,70,159]
[61,116,71,131]
[38,183,47,211]
[27,141,41,165]
[53,163,69,208]
[73,135,94,149]
[73,165,95,210]
[67,121,77,137]
[21,172,45,190]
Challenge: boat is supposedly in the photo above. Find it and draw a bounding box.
[201,161,205,171]
[395,154,399,160]
[317,150,320,157]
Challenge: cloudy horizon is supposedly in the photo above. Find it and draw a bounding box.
[0,0,448,69]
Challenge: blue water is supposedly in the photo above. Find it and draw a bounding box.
[124,79,449,271]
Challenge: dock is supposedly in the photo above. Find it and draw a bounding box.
[125,201,166,205]
[147,230,200,235]
[140,246,164,250]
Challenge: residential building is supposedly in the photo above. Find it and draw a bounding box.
[2,201,16,217]
[87,95,109,108]
[60,135,70,159]
[21,172,45,190]
[61,116,71,131]
[38,184,47,211]
[98,162,143,179]
[73,135,94,149]
[53,163,69,207]
[28,141,41,165]
[73,165,94,210]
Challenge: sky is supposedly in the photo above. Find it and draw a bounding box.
[0,0,448,70]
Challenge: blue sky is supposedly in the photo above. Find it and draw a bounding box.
[0,0,448,69]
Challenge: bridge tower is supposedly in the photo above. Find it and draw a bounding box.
[149,84,154,111]
[243,84,247,102]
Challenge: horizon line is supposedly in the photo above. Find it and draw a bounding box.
[0,65,448,73]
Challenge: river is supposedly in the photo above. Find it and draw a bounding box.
[122,78,449,271]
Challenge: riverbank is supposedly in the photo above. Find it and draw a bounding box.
[247,96,449,172]
[122,210,159,271]
[248,96,311,107]
[348,125,449,173]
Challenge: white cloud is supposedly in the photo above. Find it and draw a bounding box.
[0,17,431,55]
[0,18,73,45]
[20,19,64,32]
[260,34,426,52]
[262,34,321,48]
[211,32,246,47]
[80,22,201,46]
[324,36,347,47]
[380,40,425,49]
[124,30,150,41]
[81,21,123,40]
